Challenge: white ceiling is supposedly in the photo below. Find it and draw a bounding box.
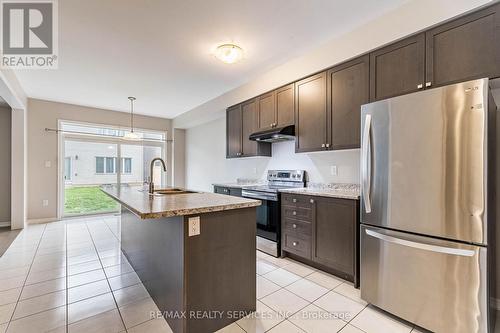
[14,0,409,119]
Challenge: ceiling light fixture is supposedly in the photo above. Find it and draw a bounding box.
[214,43,244,64]
[123,96,141,141]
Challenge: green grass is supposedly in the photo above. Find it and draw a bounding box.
[65,186,119,215]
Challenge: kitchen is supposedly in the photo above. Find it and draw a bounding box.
[0,0,499,333]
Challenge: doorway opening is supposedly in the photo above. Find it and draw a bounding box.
[59,121,166,217]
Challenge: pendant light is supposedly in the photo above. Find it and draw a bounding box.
[123,96,140,141]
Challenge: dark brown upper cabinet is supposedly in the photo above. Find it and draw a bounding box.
[226,100,271,159]
[426,3,500,88]
[226,105,242,158]
[295,72,328,153]
[257,84,295,131]
[241,99,260,156]
[275,84,295,127]
[327,55,369,150]
[370,34,425,101]
[257,91,276,131]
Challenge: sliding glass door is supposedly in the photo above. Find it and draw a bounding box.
[60,122,166,218]
[63,140,120,216]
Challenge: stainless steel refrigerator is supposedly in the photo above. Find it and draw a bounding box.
[360,78,498,333]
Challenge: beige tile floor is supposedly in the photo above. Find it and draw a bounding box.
[0,215,495,333]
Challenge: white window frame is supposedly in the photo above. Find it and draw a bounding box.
[95,156,118,174]
[121,157,132,174]
[64,157,72,181]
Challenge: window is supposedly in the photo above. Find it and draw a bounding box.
[96,157,117,174]
[64,157,71,180]
[122,158,132,174]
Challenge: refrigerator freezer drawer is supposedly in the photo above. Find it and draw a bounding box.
[361,225,489,333]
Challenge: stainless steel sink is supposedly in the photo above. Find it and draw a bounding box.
[137,188,195,196]
[153,188,195,195]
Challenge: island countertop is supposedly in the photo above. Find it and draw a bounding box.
[101,185,261,219]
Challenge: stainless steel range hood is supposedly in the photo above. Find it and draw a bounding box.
[249,125,295,143]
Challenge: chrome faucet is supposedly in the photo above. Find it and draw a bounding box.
[148,158,167,194]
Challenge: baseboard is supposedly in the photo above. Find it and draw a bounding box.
[0,222,11,227]
[27,217,59,225]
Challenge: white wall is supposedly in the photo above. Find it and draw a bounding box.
[182,0,493,194]
[11,108,27,230]
[185,117,359,192]
[0,107,11,224]
[64,141,144,186]
[174,0,493,129]
[172,128,186,188]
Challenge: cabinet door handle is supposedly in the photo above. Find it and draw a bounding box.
[292,198,297,203]
[292,211,297,216]
[292,224,297,229]
[417,84,423,89]
[425,82,432,87]
[292,241,298,246]
[310,199,314,204]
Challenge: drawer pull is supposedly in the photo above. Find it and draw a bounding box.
[310,199,314,204]
[292,241,298,247]
[292,224,297,229]
[292,198,297,203]
[292,211,297,216]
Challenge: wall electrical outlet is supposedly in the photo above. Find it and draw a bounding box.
[330,165,338,176]
[188,217,200,236]
[42,200,49,207]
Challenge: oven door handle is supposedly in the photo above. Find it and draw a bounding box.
[242,191,278,201]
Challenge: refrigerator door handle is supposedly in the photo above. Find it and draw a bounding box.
[362,114,372,213]
[365,229,475,257]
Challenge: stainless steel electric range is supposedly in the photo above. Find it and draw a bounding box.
[242,170,306,257]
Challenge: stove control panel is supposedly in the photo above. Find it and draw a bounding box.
[267,170,305,183]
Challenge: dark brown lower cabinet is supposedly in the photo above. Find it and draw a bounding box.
[281,193,359,286]
[312,196,357,280]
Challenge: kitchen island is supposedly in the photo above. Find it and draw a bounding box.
[101,186,261,333]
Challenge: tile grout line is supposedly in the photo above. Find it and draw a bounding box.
[98,216,165,330]
[5,224,48,331]
[84,217,129,331]
[257,259,367,333]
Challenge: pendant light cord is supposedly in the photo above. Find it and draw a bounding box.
[128,97,136,133]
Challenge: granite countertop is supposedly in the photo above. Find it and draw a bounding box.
[279,183,360,200]
[101,185,261,219]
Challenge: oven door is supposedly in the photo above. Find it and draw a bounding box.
[242,190,281,256]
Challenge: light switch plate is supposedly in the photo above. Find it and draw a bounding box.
[188,217,200,236]
[330,165,338,176]
[45,161,51,168]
